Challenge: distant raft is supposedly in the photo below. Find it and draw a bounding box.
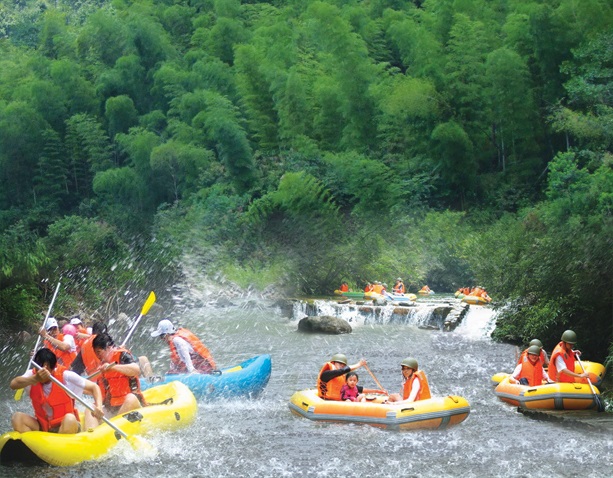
[385,292,417,303]
[140,354,272,400]
[461,295,490,305]
[491,360,605,389]
[288,389,470,431]
[493,376,602,410]
[334,290,366,299]
[0,381,197,467]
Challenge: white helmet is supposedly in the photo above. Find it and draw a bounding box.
[151,319,176,337]
[45,317,59,330]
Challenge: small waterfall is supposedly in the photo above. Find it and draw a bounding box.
[292,298,467,330]
[454,305,497,339]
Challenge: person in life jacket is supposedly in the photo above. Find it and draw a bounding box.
[92,333,144,417]
[387,357,432,403]
[71,321,108,377]
[69,316,91,353]
[151,319,217,374]
[10,348,104,433]
[364,282,374,293]
[548,330,590,383]
[517,339,550,367]
[510,345,554,386]
[339,282,349,292]
[317,354,368,400]
[40,317,77,368]
[392,278,405,294]
[371,282,384,294]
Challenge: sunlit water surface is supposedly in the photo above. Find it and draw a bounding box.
[0,298,611,478]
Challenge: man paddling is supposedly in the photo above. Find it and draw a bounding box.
[10,348,104,433]
[548,330,590,383]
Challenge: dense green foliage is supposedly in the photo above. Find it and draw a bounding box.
[0,1,611,362]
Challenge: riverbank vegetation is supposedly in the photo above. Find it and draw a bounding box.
[0,1,611,363]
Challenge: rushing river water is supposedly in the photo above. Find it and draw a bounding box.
[0,295,611,478]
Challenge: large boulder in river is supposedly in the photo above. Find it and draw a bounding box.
[298,315,352,334]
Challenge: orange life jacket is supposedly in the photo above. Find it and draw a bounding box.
[372,284,383,294]
[317,362,345,400]
[393,283,405,294]
[29,366,79,432]
[548,342,576,383]
[74,327,91,353]
[517,348,547,366]
[169,328,216,372]
[364,285,373,292]
[518,356,544,386]
[339,284,349,292]
[44,333,77,368]
[97,348,143,407]
[402,370,432,401]
[80,335,101,376]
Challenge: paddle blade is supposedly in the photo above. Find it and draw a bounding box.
[14,388,24,401]
[595,395,605,413]
[141,291,156,316]
[127,435,157,456]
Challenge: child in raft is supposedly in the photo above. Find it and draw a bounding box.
[340,372,385,402]
[340,372,365,402]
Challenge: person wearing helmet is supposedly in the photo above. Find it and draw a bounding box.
[387,357,432,404]
[40,317,77,368]
[392,278,405,295]
[151,319,216,374]
[339,281,349,292]
[517,339,550,367]
[317,353,368,400]
[548,330,589,383]
[510,345,554,386]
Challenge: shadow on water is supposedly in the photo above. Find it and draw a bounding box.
[0,296,611,478]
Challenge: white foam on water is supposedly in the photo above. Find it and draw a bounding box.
[455,306,497,339]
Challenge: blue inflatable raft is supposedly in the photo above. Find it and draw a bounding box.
[140,354,272,399]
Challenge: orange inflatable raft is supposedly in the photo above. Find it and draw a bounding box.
[491,360,605,410]
[288,389,470,431]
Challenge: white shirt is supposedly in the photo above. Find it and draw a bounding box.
[63,334,77,352]
[172,335,196,372]
[554,355,568,372]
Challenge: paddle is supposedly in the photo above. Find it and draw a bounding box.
[84,292,156,381]
[120,291,156,348]
[576,355,605,412]
[30,361,156,453]
[363,364,387,395]
[15,282,62,401]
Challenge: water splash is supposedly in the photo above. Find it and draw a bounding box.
[455,306,498,339]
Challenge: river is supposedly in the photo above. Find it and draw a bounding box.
[0,295,611,477]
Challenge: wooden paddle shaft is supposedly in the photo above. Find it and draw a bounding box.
[364,364,385,392]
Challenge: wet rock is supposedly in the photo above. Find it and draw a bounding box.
[16,331,31,342]
[443,303,470,331]
[215,297,235,308]
[298,315,352,334]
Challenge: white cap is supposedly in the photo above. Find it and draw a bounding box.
[151,319,176,337]
[70,317,82,325]
[45,317,59,330]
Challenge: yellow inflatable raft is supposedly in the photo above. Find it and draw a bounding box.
[461,295,490,305]
[494,376,601,410]
[491,360,605,388]
[0,381,197,467]
[288,389,470,431]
